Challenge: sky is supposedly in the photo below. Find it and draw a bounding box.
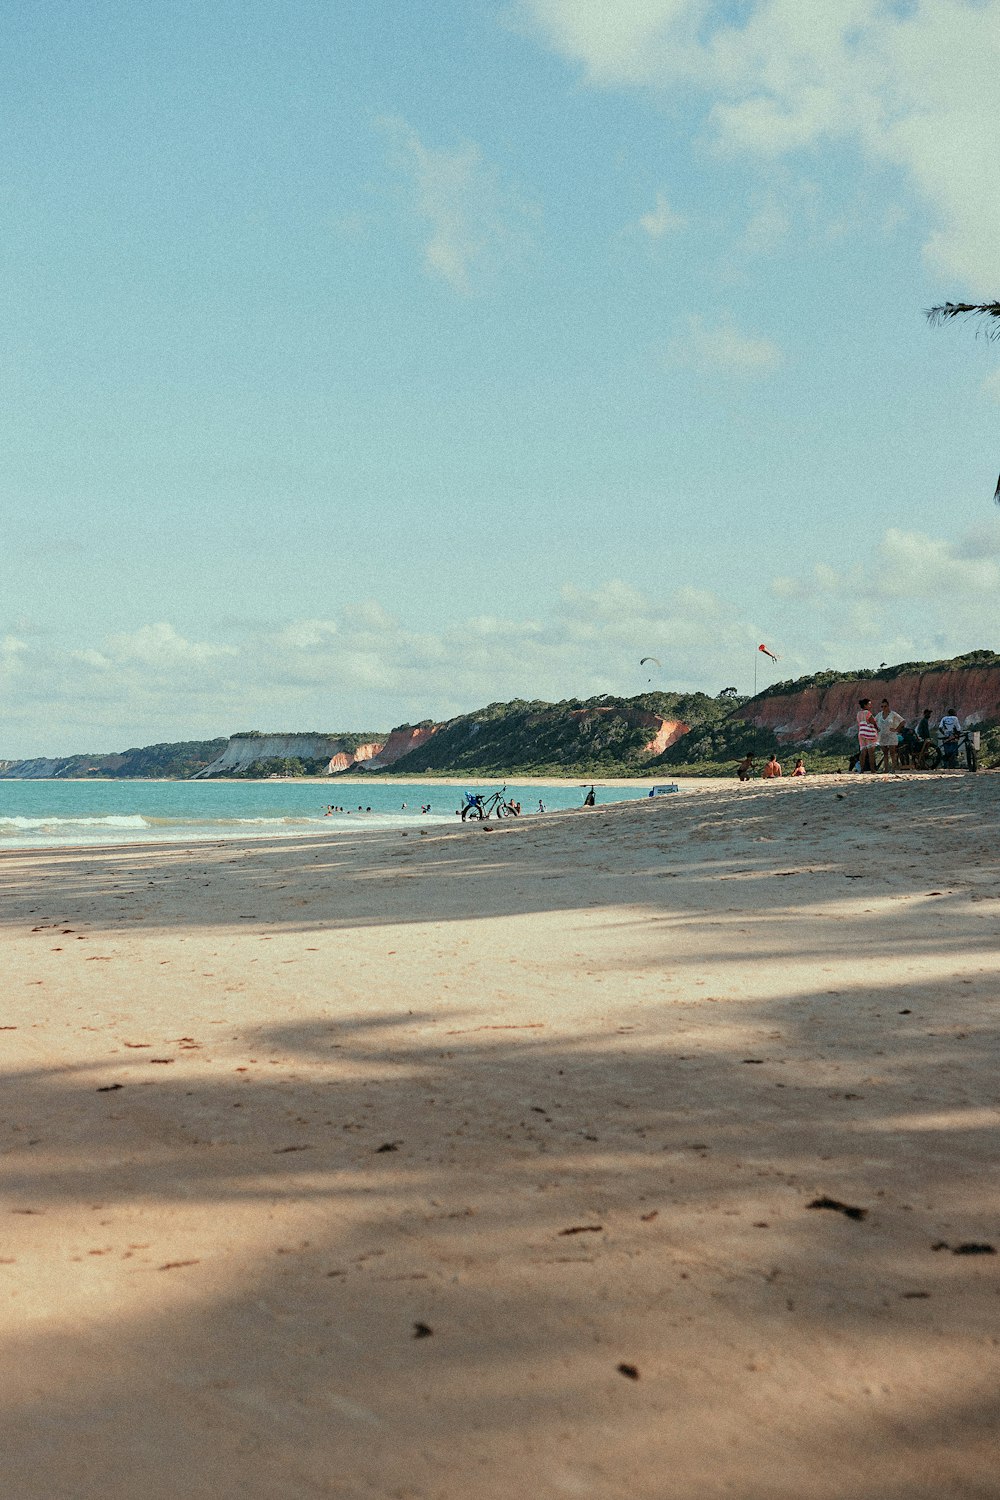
[3,0,1000,756]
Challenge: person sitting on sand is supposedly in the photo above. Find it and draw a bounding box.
[736,755,755,782]
[762,755,782,778]
[791,758,805,777]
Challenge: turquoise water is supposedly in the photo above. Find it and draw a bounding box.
[0,779,656,850]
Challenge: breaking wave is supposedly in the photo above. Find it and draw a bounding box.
[0,814,150,830]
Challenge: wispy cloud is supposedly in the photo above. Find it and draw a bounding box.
[381,116,537,292]
[665,312,782,375]
[9,522,1000,755]
[0,581,757,756]
[635,190,686,239]
[769,522,1000,666]
[517,0,1000,292]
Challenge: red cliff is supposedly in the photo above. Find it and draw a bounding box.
[362,725,440,770]
[743,667,1000,744]
[326,742,384,774]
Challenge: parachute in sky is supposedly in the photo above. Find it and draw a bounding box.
[640,655,661,682]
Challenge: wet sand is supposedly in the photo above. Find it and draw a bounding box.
[1,773,998,1498]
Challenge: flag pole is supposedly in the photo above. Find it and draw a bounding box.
[753,648,758,760]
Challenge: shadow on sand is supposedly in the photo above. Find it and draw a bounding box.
[1,780,998,1497]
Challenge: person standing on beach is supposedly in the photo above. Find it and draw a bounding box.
[875,698,904,772]
[736,755,755,781]
[939,707,962,768]
[856,698,878,772]
[583,786,596,807]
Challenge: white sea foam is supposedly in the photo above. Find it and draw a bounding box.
[0,814,150,829]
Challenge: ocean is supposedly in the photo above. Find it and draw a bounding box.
[0,779,659,851]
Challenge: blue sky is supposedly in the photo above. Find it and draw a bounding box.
[4,0,1000,755]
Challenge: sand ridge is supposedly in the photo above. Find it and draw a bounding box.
[1,774,998,1498]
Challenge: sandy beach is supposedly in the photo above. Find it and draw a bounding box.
[2,773,998,1499]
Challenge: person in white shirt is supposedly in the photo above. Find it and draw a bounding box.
[874,698,904,772]
[939,708,962,768]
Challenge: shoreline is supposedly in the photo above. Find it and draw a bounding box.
[1,772,691,785]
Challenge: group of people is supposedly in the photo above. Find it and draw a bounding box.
[737,754,805,781]
[855,699,963,772]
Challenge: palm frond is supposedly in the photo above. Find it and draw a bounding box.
[927,302,1000,337]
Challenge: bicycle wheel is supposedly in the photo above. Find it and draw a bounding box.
[966,741,979,772]
[920,743,940,771]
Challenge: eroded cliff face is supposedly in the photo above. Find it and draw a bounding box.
[326,742,384,774]
[194,735,378,778]
[568,705,689,756]
[744,668,1000,743]
[363,725,439,770]
[643,718,689,755]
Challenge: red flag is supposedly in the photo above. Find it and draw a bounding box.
[758,643,778,662]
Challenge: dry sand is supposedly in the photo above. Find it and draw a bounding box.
[1,774,998,1499]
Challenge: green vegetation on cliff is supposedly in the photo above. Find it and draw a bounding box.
[229,731,383,745]
[383,692,740,776]
[45,739,228,779]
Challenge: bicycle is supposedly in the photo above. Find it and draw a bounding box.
[941,730,978,772]
[907,731,977,772]
[461,786,518,820]
[912,736,940,771]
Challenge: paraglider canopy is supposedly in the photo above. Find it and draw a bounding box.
[639,655,661,682]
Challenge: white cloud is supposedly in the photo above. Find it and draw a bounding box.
[665,311,783,374]
[341,599,396,633]
[102,623,238,669]
[768,521,1000,669]
[636,189,686,238]
[517,0,1000,291]
[0,635,28,683]
[512,0,699,85]
[8,532,1000,756]
[738,194,792,255]
[0,580,763,756]
[381,116,537,292]
[271,620,340,652]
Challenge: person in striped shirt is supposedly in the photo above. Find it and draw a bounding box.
[856,698,878,772]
